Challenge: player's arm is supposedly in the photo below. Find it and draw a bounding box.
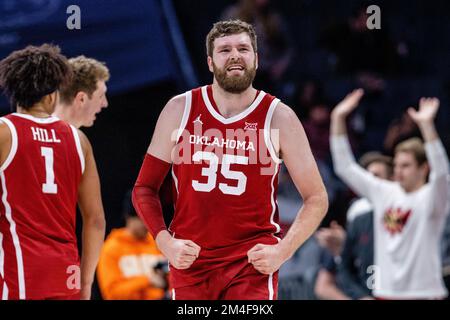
[132,94,200,270]
[408,98,449,214]
[77,130,106,300]
[0,121,11,168]
[248,103,328,274]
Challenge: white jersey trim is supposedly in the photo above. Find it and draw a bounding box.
[11,113,60,124]
[264,99,282,164]
[201,86,266,124]
[0,118,18,172]
[268,273,274,300]
[69,125,85,174]
[0,232,8,300]
[270,163,282,235]
[0,172,26,299]
[2,282,8,300]
[176,91,192,144]
[171,168,179,195]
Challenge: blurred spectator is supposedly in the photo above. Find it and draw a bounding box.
[278,237,323,300]
[347,152,394,222]
[303,101,332,163]
[292,78,325,119]
[97,191,169,300]
[337,211,374,300]
[221,0,294,93]
[314,246,350,300]
[315,221,346,257]
[320,3,400,76]
[383,110,421,156]
[331,90,449,299]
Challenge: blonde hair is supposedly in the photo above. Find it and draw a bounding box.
[395,137,427,166]
[59,55,110,104]
[206,19,257,57]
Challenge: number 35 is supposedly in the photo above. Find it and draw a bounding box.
[192,151,248,196]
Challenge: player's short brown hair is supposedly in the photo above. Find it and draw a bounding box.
[59,55,110,105]
[0,44,71,110]
[206,19,257,57]
[394,137,427,166]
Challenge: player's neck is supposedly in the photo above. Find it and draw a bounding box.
[211,82,257,118]
[17,103,54,118]
[53,103,81,128]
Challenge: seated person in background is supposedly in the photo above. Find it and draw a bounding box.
[97,192,169,300]
[314,244,350,300]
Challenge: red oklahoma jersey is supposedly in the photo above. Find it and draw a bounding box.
[0,113,84,299]
[170,85,283,287]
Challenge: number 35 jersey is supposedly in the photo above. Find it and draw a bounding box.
[0,113,84,299]
[170,85,283,284]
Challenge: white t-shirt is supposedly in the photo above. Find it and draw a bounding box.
[331,135,449,299]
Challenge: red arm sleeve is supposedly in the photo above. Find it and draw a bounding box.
[132,153,171,238]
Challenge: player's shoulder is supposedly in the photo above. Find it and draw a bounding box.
[271,101,301,129]
[0,117,11,141]
[166,92,187,111]
[158,92,191,129]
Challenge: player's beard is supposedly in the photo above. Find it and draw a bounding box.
[213,60,256,94]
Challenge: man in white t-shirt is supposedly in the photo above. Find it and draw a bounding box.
[346,152,394,223]
[330,89,449,299]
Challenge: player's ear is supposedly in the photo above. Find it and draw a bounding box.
[75,91,86,105]
[255,52,258,70]
[49,91,58,105]
[43,91,57,109]
[207,56,214,73]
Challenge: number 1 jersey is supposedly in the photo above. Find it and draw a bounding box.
[0,113,84,299]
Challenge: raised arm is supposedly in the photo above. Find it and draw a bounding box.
[248,103,328,274]
[132,94,201,270]
[330,89,389,200]
[408,98,449,214]
[77,130,106,300]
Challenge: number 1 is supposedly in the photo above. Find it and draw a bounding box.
[41,147,58,194]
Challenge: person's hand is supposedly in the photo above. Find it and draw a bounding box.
[407,97,439,126]
[247,243,286,275]
[79,284,92,300]
[148,269,167,289]
[332,89,364,120]
[157,232,200,270]
[315,221,346,257]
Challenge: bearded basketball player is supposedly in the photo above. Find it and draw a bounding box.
[132,20,328,300]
